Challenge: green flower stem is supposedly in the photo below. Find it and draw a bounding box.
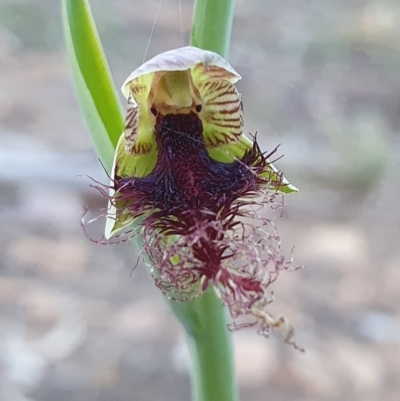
[167,1,239,401]
[168,289,238,401]
[191,0,236,58]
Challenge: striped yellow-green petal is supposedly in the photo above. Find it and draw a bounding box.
[104,133,158,239]
[123,74,156,158]
[191,62,244,153]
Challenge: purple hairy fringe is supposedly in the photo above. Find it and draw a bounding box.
[85,118,303,350]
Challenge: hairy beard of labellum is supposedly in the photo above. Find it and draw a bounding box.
[118,112,260,213]
[110,112,301,350]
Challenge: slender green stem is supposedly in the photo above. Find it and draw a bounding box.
[167,1,239,401]
[168,289,238,401]
[191,0,236,58]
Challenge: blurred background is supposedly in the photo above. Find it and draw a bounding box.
[1,0,400,400]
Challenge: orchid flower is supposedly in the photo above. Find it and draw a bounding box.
[96,47,301,348]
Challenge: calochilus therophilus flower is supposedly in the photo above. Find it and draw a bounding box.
[97,46,302,350]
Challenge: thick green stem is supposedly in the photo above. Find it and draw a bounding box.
[167,1,239,401]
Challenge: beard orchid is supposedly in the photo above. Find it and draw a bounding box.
[93,46,301,349]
